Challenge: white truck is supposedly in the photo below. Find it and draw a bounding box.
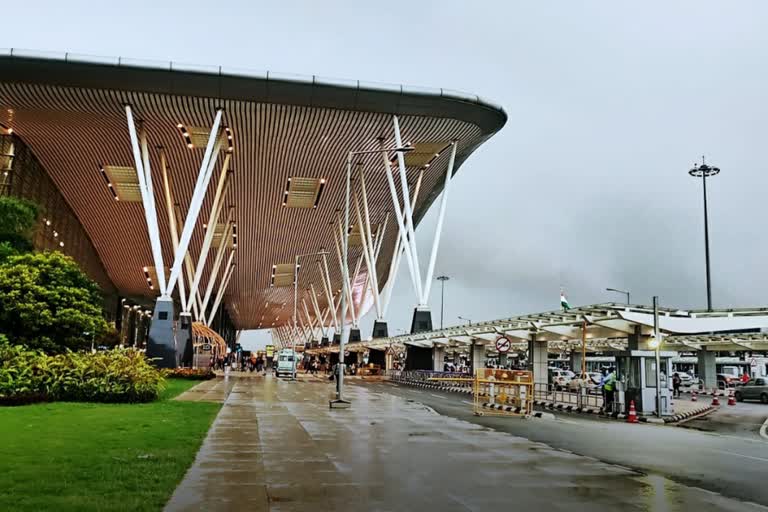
[276,349,297,377]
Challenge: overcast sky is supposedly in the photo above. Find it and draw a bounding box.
[4,1,767,350]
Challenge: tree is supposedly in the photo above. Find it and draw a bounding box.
[0,251,107,353]
[0,195,39,257]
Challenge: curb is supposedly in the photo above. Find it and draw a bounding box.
[479,402,555,420]
[392,379,713,425]
[663,405,716,423]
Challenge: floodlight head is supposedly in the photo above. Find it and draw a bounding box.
[689,163,720,178]
[395,145,415,153]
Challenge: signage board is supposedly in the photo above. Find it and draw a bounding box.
[495,336,512,353]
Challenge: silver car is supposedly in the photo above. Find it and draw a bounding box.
[734,377,768,404]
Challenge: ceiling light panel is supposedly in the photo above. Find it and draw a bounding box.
[102,165,142,202]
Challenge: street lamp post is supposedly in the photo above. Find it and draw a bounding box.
[293,250,329,381]
[651,295,662,418]
[436,275,449,329]
[330,144,413,409]
[689,157,720,312]
[606,287,630,305]
[458,316,472,326]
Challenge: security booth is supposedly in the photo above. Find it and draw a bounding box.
[615,350,674,416]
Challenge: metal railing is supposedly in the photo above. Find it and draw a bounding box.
[533,383,623,413]
[390,370,473,389]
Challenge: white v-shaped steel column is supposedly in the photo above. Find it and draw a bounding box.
[421,141,457,303]
[392,115,424,305]
[125,106,166,296]
[382,117,459,311]
[186,153,231,306]
[159,149,185,308]
[353,183,382,319]
[382,168,424,316]
[302,298,315,331]
[200,211,234,318]
[318,258,339,333]
[309,284,327,338]
[332,218,357,327]
[207,253,235,326]
[379,140,419,300]
[166,108,224,296]
[174,206,202,319]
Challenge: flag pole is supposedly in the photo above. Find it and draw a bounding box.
[581,319,587,377]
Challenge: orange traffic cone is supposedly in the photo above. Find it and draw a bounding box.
[627,400,638,423]
[691,389,698,402]
[711,391,720,407]
[727,389,736,406]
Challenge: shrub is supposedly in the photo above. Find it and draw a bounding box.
[0,338,165,405]
[0,251,107,353]
[0,196,39,257]
[166,367,216,380]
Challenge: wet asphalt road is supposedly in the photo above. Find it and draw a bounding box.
[679,398,768,440]
[355,380,768,507]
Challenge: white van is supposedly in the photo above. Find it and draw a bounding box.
[276,349,297,377]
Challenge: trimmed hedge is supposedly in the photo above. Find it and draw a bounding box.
[166,367,216,380]
[0,337,165,405]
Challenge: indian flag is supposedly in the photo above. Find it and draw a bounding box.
[560,291,571,310]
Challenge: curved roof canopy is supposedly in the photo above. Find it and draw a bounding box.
[0,50,506,330]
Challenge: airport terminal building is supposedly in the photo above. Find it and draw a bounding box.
[0,49,507,363]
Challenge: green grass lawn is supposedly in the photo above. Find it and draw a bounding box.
[0,378,221,512]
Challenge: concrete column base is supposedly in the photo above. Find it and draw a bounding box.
[369,348,386,367]
[349,328,361,343]
[405,345,432,370]
[410,308,433,334]
[321,336,330,347]
[332,333,341,345]
[372,320,389,338]
[147,297,177,368]
[178,312,193,367]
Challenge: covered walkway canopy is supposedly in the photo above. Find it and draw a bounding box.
[307,303,768,357]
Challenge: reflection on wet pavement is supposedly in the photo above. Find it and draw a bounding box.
[165,376,766,511]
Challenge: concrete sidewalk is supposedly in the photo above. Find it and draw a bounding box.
[165,376,764,511]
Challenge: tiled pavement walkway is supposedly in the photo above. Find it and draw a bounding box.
[166,376,764,511]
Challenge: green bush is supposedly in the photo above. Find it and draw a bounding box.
[0,196,39,257]
[0,337,165,405]
[0,251,107,353]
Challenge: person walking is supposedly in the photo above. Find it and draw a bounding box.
[672,373,682,398]
[603,367,616,413]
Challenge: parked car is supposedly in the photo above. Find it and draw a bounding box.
[548,368,574,390]
[676,373,699,387]
[717,373,741,389]
[568,373,601,393]
[734,378,768,404]
[588,372,603,386]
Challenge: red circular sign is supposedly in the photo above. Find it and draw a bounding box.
[495,336,511,353]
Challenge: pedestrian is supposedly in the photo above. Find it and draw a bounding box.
[672,373,682,398]
[603,367,616,413]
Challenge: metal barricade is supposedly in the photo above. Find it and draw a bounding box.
[534,382,610,412]
[473,369,533,416]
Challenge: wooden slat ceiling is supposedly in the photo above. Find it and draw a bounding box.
[0,82,493,330]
